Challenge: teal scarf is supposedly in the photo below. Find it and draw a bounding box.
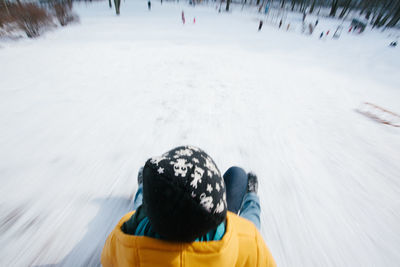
[121,205,225,242]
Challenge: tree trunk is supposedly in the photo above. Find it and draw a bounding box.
[386,13,400,28]
[309,0,315,13]
[114,0,120,15]
[365,10,371,20]
[358,0,375,16]
[370,0,381,17]
[373,13,383,27]
[386,3,400,27]
[302,0,307,12]
[330,0,338,17]
[281,0,285,9]
[226,0,230,11]
[339,0,352,18]
[358,0,368,15]
[373,0,396,28]
[378,13,390,27]
[299,0,304,12]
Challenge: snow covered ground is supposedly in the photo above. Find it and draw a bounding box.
[1,1,400,266]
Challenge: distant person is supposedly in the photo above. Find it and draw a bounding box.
[101,146,276,267]
[148,0,151,10]
[326,30,330,36]
[389,41,397,47]
[264,3,269,14]
[193,17,196,24]
[315,19,319,26]
[320,32,324,39]
[308,23,314,35]
[286,23,290,31]
[182,10,186,24]
[279,19,282,28]
[258,20,263,31]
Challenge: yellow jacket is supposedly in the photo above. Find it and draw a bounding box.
[101,211,276,267]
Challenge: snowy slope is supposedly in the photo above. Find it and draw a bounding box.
[0,1,400,266]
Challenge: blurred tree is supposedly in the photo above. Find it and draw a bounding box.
[114,0,120,14]
[372,0,393,28]
[309,0,316,13]
[339,0,351,18]
[235,0,400,28]
[2,0,10,16]
[330,0,338,16]
[386,1,400,27]
[299,0,305,12]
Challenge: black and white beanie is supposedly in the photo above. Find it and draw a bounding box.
[142,145,227,242]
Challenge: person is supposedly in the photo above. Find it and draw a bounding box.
[258,20,263,31]
[265,3,270,14]
[147,0,151,10]
[182,10,186,24]
[101,146,276,266]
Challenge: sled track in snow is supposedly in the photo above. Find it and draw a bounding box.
[356,102,400,127]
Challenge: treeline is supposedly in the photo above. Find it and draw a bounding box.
[224,0,400,28]
[0,0,78,38]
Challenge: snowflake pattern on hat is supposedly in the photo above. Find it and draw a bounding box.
[148,146,226,214]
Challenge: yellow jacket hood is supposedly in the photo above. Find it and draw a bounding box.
[101,211,276,267]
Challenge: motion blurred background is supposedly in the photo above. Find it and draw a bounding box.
[1,0,400,266]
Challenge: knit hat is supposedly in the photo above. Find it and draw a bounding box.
[142,146,227,242]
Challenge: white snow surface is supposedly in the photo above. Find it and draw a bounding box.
[1,1,400,266]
